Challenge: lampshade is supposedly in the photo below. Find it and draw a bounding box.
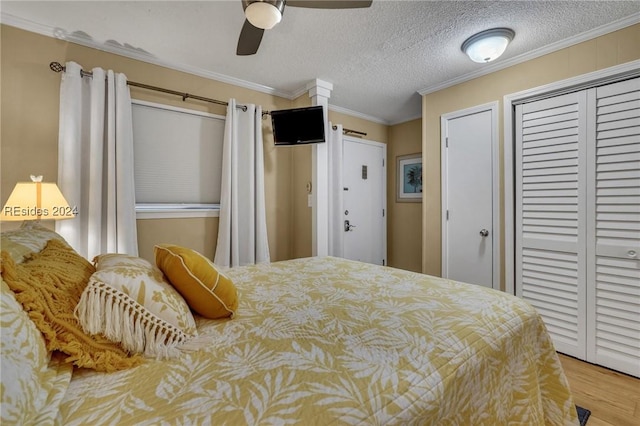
[0,176,76,221]
[245,1,283,30]
[461,28,515,63]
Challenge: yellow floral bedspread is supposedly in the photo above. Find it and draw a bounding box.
[56,257,578,425]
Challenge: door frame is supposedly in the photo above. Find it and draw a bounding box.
[441,101,500,290]
[342,135,387,264]
[503,60,640,295]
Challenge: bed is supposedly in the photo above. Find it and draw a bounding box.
[1,223,579,425]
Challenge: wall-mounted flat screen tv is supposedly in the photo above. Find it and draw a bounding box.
[271,106,325,145]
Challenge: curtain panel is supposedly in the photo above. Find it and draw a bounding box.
[56,61,138,259]
[215,99,270,267]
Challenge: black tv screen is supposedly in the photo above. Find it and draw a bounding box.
[271,106,325,145]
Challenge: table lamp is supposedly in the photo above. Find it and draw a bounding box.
[0,175,76,221]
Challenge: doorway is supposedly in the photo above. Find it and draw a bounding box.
[441,102,500,289]
[341,136,386,265]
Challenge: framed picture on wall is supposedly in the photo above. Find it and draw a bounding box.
[397,153,422,203]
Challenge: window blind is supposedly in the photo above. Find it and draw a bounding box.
[132,100,225,205]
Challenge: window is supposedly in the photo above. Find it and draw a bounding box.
[131,100,225,219]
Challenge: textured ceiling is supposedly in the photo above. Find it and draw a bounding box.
[2,1,639,124]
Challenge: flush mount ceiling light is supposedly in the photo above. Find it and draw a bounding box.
[244,0,284,30]
[461,28,515,63]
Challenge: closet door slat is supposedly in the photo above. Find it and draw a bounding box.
[516,92,587,358]
[587,78,640,377]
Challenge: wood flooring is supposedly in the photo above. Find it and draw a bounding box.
[558,353,640,426]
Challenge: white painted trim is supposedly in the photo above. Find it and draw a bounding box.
[584,87,598,362]
[1,12,291,99]
[419,13,640,96]
[136,209,220,220]
[328,104,389,125]
[388,114,423,126]
[135,204,220,220]
[2,12,392,127]
[507,60,640,105]
[131,99,226,120]
[309,79,332,257]
[503,60,640,295]
[441,101,500,291]
[441,117,448,279]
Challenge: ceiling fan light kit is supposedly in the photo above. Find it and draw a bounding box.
[237,0,372,55]
[245,0,284,30]
[461,28,515,63]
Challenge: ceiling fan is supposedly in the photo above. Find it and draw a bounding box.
[237,0,373,55]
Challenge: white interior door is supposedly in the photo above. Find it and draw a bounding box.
[515,91,588,359]
[586,77,640,377]
[342,137,386,265]
[441,103,499,289]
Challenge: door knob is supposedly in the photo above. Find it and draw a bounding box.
[344,220,356,232]
[479,229,489,237]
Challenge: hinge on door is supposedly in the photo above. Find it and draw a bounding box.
[446,137,449,148]
[383,259,385,266]
[446,210,449,220]
[382,209,385,217]
[382,158,384,167]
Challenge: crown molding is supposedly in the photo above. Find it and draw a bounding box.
[290,85,310,100]
[1,12,292,100]
[418,13,640,96]
[291,81,389,124]
[2,12,395,124]
[328,104,389,125]
[388,113,423,126]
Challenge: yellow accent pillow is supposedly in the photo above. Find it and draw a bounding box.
[154,244,238,319]
[0,240,141,372]
[76,254,198,358]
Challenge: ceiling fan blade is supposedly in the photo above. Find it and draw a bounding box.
[287,0,372,9]
[237,19,264,55]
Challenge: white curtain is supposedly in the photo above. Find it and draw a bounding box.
[214,99,270,267]
[56,61,138,259]
[328,123,344,257]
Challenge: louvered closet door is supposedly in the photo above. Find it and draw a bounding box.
[515,91,588,358]
[586,77,640,377]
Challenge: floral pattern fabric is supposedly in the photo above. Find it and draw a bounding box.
[76,254,197,357]
[57,257,578,425]
[0,280,73,425]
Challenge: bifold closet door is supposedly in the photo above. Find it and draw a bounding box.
[515,91,588,359]
[586,77,640,377]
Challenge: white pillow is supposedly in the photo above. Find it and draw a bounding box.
[76,254,198,358]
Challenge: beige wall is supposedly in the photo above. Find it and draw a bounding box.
[288,97,393,259]
[328,111,388,144]
[1,25,292,262]
[136,218,219,261]
[387,118,422,272]
[2,25,421,266]
[421,23,640,283]
[289,95,313,259]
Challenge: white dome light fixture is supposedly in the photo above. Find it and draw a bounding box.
[244,0,284,30]
[461,28,515,63]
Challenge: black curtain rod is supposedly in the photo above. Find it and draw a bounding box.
[49,61,366,134]
[332,125,367,137]
[49,61,256,113]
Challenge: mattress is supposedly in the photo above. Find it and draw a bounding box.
[56,256,578,425]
